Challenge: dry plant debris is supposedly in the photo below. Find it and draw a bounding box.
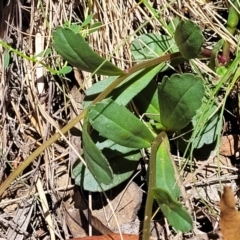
[70,233,139,240]
[0,0,239,239]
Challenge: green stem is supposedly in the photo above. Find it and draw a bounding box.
[141,132,166,240]
[222,0,240,61]
[0,52,181,196]
[0,40,58,74]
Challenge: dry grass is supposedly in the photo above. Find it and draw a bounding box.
[0,0,239,239]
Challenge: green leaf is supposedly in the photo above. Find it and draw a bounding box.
[131,33,179,61]
[63,21,81,33]
[81,14,93,27]
[4,50,10,68]
[216,65,228,76]
[86,76,117,96]
[134,80,160,122]
[84,65,163,107]
[112,66,164,106]
[82,118,113,185]
[158,73,204,132]
[167,17,180,35]
[83,76,117,108]
[210,39,224,70]
[58,66,72,74]
[73,151,140,192]
[131,33,183,71]
[152,134,192,232]
[89,22,102,34]
[153,187,193,232]
[191,101,222,149]
[155,133,180,199]
[35,48,51,58]
[52,27,124,76]
[174,20,204,59]
[96,138,138,157]
[176,99,222,159]
[88,99,155,148]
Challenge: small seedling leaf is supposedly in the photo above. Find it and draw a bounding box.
[158,73,204,132]
[58,66,72,75]
[153,187,193,232]
[34,48,52,58]
[210,39,224,70]
[167,17,180,35]
[52,27,124,76]
[82,118,113,185]
[89,22,102,34]
[81,14,93,27]
[4,50,10,68]
[174,20,204,59]
[88,99,155,148]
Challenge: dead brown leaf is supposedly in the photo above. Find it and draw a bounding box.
[220,186,240,240]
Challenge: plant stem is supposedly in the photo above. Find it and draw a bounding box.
[222,0,240,61]
[0,52,181,197]
[141,132,166,240]
[0,40,58,74]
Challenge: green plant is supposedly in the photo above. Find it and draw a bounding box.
[222,0,240,62]
[53,19,205,237]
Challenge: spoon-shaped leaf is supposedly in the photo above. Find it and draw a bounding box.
[155,133,180,199]
[52,27,125,76]
[153,187,193,232]
[174,20,204,59]
[152,133,192,232]
[158,73,204,132]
